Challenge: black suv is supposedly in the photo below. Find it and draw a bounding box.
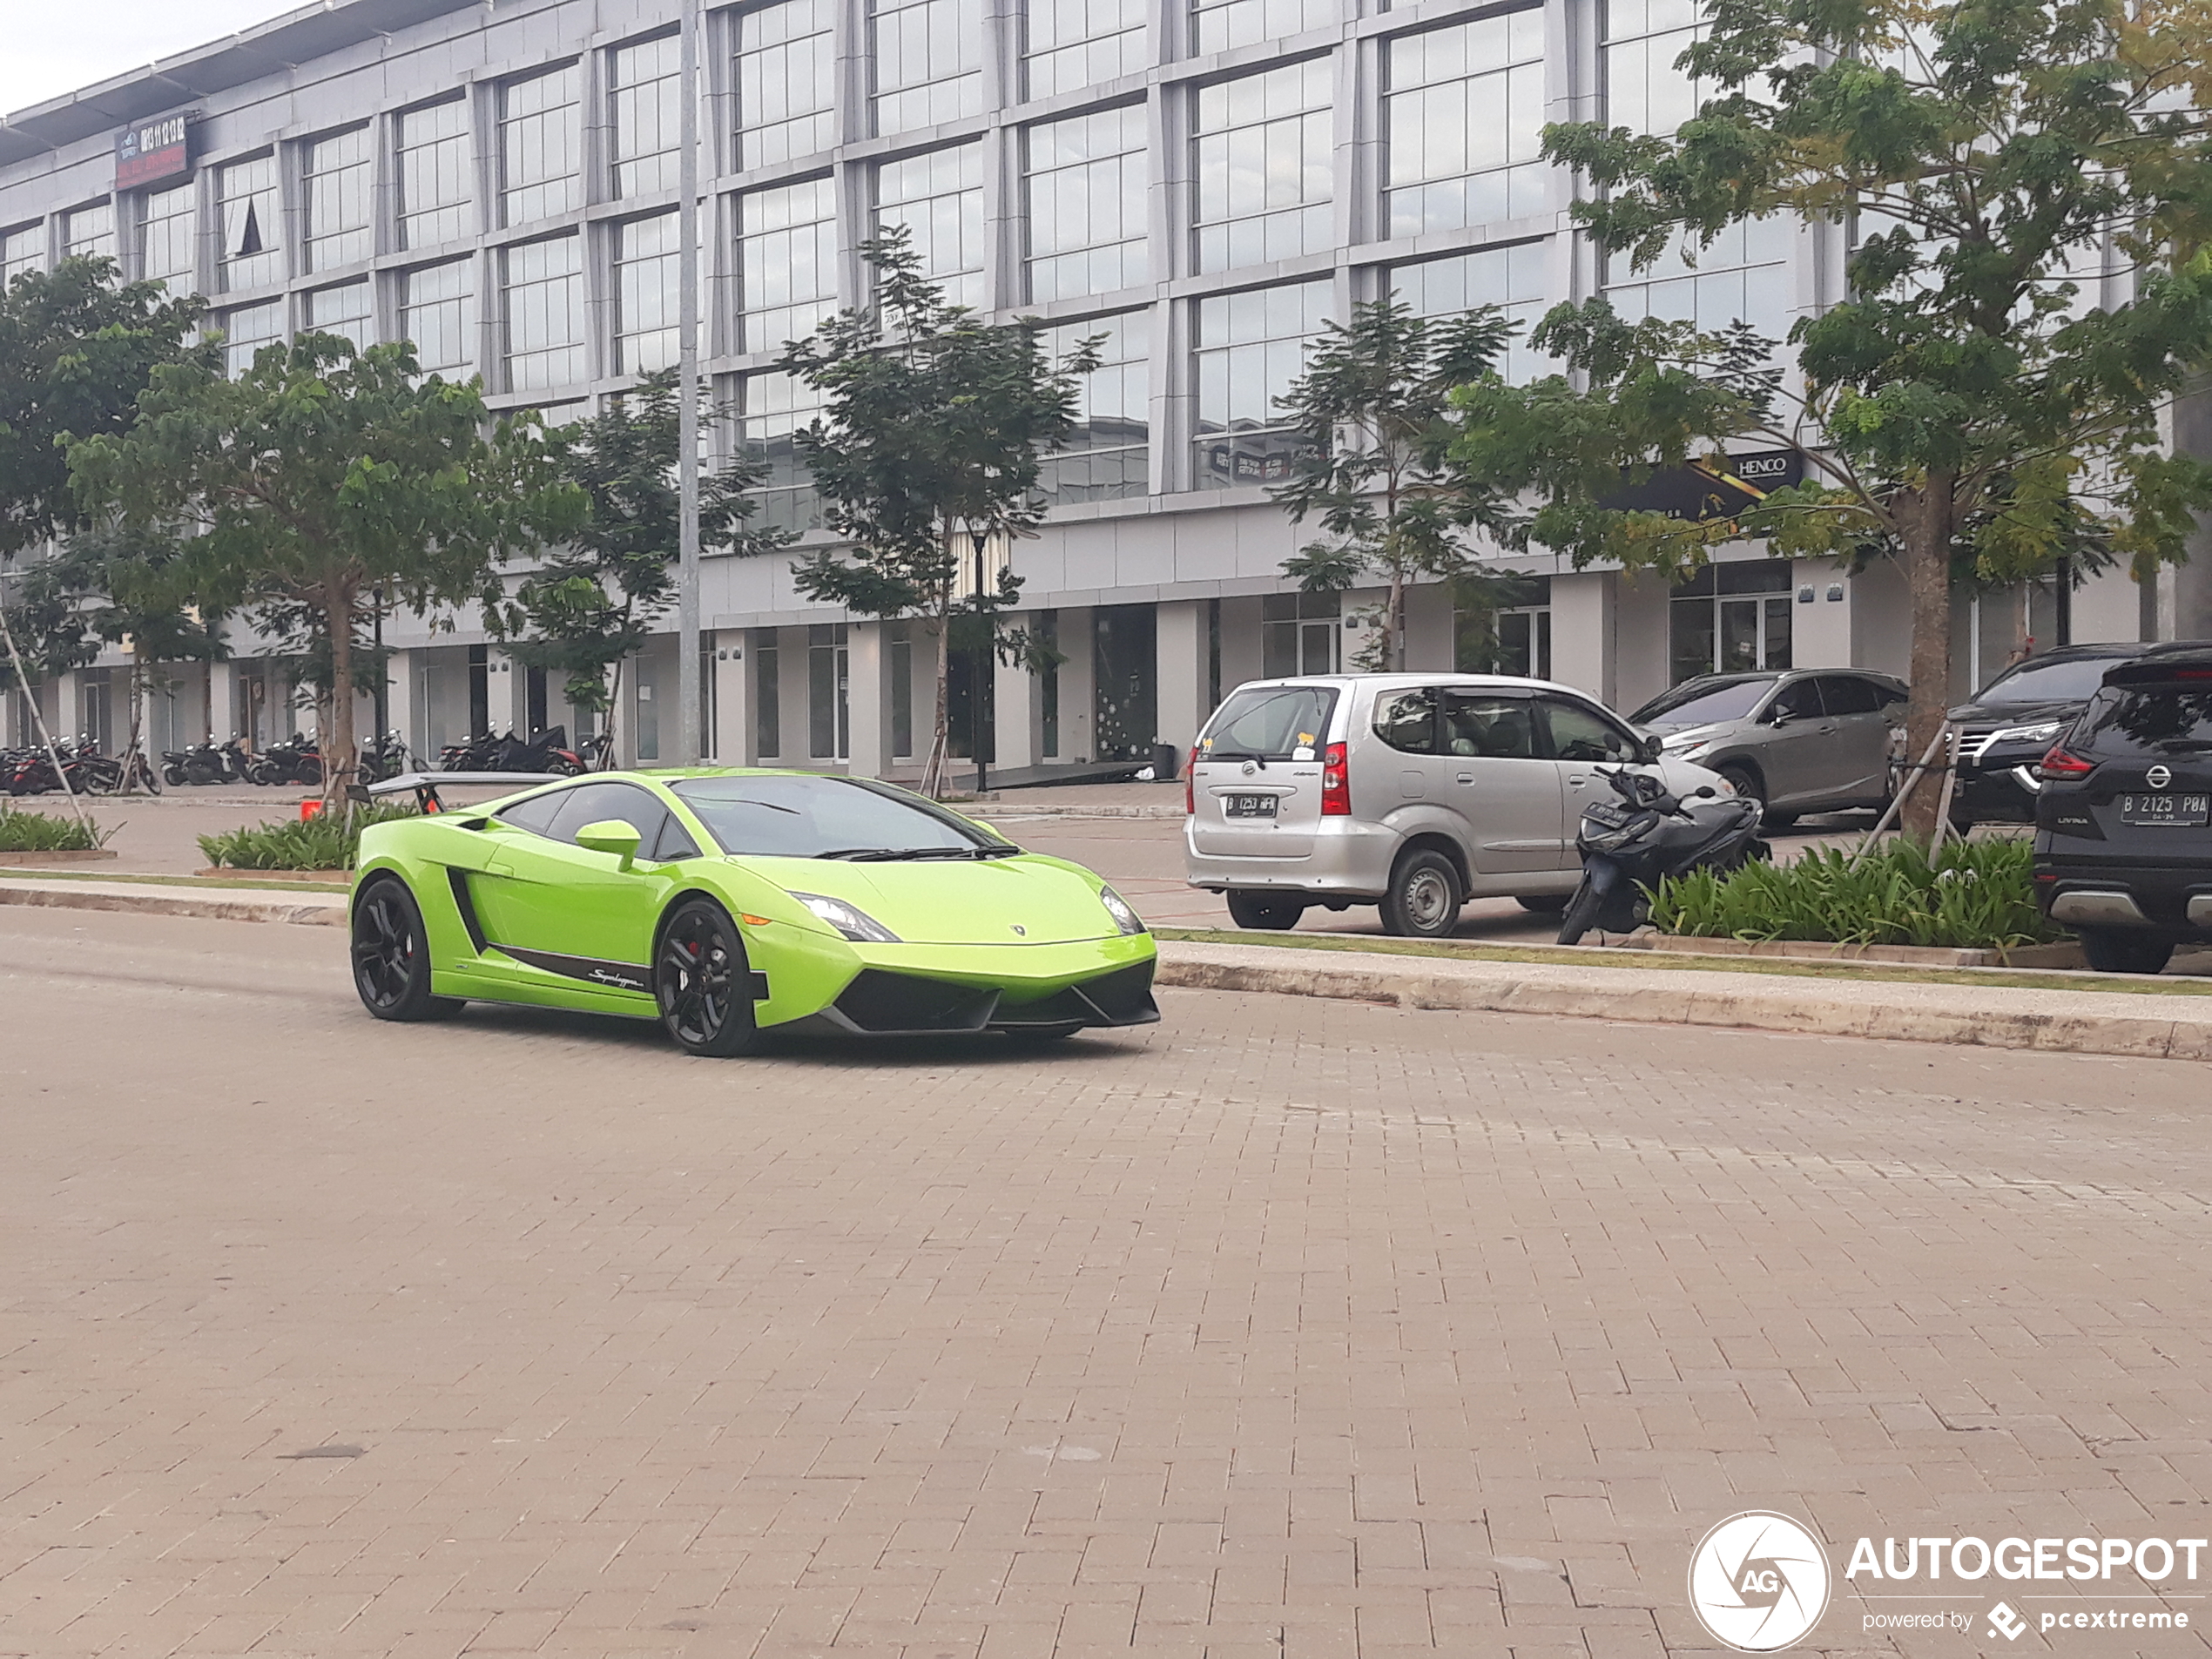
[1949,644,2170,827]
[2034,649,2212,973]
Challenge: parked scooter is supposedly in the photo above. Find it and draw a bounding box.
[1556,765,1767,945]
[248,732,324,786]
[358,731,413,785]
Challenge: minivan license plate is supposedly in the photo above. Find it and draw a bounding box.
[1224,793,1278,819]
[2117,792,2210,826]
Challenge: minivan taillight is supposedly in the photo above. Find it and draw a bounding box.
[2040,743,2095,779]
[1185,748,1197,815]
[1321,741,1350,815]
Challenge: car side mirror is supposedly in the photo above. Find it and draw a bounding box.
[1638,738,1664,765]
[575,819,643,871]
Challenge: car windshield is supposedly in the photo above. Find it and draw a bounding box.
[670,775,1013,860]
[2078,686,2212,756]
[1199,684,1340,761]
[1975,655,2126,705]
[1629,676,1773,725]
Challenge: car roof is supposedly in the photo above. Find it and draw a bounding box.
[1223,671,1602,698]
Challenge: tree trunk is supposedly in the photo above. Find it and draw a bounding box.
[1898,476,1958,840]
[927,610,952,799]
[1387,566,1408,672]
[121,645,146,794]
[325,594,358,810]
[604,657,625,768]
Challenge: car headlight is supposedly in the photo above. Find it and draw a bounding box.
[787,892,902,944]
[1990,721,2063,745]
[1098,885,1146,935]
[1658,732,1712,758]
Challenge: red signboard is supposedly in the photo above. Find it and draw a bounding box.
[116,113,192,191]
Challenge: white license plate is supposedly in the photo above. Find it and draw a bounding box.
[1224,793,1278,819]
[2116,793,2210,826]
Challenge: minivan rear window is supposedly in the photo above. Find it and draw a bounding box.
[2078,686,2212,756]
[1199,685,1340,761]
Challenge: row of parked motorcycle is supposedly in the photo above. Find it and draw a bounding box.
[2,737,163,796]
[5,724,614,797]
[436,726,610,775]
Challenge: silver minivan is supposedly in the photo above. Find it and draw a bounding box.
[1184,673,1732,937]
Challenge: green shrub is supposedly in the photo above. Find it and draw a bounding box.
[198,803,421,872]
[1649,836,2057,951]
[0,805,105,852]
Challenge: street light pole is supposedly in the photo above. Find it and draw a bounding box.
[674,0,704,766]
[971,529,988,797]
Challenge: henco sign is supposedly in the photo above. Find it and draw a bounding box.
[116,113,193,191]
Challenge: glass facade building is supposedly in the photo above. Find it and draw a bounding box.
[0,0,2155,772]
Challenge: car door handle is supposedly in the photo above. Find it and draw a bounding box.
[1568,775,1588,787]
[1457,773,1474,784]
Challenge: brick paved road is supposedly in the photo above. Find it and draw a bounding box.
[3,908,2209,1658]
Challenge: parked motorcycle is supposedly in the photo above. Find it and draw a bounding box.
[1556,765,1767,945]
[248,732,324,786]
[358,731,413,784]
[440,726,583,774]
[159,736,256,786]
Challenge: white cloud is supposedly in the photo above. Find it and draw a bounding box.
[3,0,306,117]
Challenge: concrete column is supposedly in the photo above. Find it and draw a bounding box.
[1155,599,1209,754]
[712,631,750,764]
[52,668,84,742]
[1218,595,1264,697]
[206,658,237,742]
[994,644,1039,774]
[1549,570,1616,706]
[846,619,894,779]
[1787,558,1851,670]
[1401,582,1455,671]
[778,626,812,766]
[1611,570,1671,712]
[1057,607,1096,762]
[385,647,419,765]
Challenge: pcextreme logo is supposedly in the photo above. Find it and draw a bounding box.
[1687,1512,1832,1651]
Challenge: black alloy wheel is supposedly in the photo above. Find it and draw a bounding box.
[2077,927,2175,976]
[656,900,761,1057]
[1225,890,1306,930]
[351,879,465,1022]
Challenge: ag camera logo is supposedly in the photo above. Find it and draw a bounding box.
[1688,1512,1831,1651]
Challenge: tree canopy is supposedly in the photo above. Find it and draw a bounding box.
[1452,0,2212,829]
[68,333,583,796]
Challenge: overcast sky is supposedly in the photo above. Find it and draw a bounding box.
[3,0,304,117]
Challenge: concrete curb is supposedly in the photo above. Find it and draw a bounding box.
[0,881,346,927]
[1152,941,2212,1062]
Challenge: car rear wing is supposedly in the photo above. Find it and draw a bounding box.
[348,772,563,813]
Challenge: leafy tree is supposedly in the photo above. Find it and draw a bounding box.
[1453,0,2212,832]
[491,369,790,754]
[778,228,1095,795]
[1272,300,1519,671]
[68,334,583,800]
[0,256,207,806]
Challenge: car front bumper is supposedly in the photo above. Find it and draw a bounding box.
[1184,817,1403,899]
[1954,747,2047,823]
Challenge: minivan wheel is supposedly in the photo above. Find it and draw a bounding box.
[1226,891,1306,930]
[2077,927,2175,975]
[1380,849,1464,939]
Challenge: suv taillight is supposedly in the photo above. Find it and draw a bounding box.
[2040,742,2095,779]
[1321,741,1350,815]
[1185,747,1197,815]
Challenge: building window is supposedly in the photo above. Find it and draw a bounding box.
[1385,10,1546,238]
[1263,590,1339,676]
[397,98,473,249]
[1025,105,1147,302]
[136,183,195,291]
[301,125,374,272]
[1389,239,1553,383]
[1606,0,1704,137]
[219,300,285,376]
[1,223,41,286]
[1040,310,1150,502]
[400,259,476,375]
[735,0,838,169]
[1191,0,1333,57]
[871,0,986,134]
[752,627,781,756]
[1191,279,1328,488]
[737,176,836,354]
[1192,59,1332,273]
[609,32,681,199]
[1023,0,1147,100]
[1604,217,1792,338]
[502,233,584,391]
[62,201,116,264]
[499,64,583,226]
[613,212,682,374]
[736,370,824,533]
[1455,573,1552,674]
[1669,560,1791,682]
[218,155,282,292]
[808,622,850,759]
[303,280,373,352]
[875,145,986,310]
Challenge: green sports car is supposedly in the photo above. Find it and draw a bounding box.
[347,769,1158,1056]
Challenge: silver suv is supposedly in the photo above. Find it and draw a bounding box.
[1184,673,1730,937]
[1629,668,1906,828]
